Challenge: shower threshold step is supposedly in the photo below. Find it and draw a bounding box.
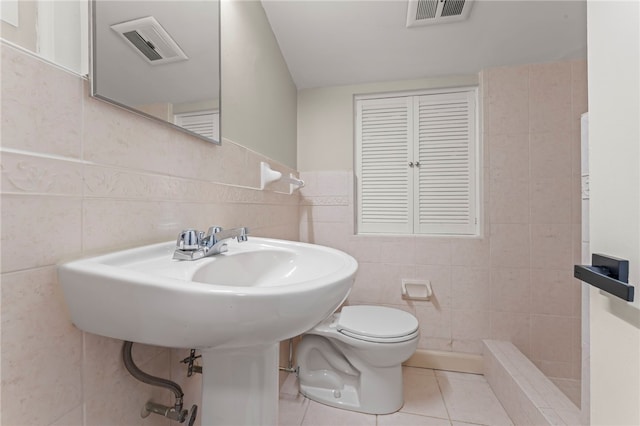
[483,340,583,426]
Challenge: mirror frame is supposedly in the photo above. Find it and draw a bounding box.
[89,0,221,145]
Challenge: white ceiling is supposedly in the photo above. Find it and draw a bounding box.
[261,0,587,89]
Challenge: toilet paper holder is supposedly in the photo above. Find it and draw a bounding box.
[401,279,432,301]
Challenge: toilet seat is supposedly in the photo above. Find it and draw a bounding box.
[337,306,419,343]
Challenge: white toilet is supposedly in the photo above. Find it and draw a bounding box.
[296,305,419,414]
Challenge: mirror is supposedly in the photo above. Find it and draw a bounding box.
[91,0,220,144]
[1,1,87,75]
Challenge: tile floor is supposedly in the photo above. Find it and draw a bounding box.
[279,367,514,426]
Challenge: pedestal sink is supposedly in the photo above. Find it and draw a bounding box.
[57,237,358,425]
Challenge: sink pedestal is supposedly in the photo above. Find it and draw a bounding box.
[201,344,279,425]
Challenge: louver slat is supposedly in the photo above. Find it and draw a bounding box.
[441,0,466,17]
[174,110,219,141]
[415,92,476,235]
[356,97,413,233]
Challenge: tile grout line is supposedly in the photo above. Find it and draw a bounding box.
[433,371,454,425]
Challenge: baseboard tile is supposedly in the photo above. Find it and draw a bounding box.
[403,348,484,374]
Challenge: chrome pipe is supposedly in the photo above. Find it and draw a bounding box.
[122,341,196,424]
[278,338,298,373]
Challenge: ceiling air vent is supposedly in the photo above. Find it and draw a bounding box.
[406,0,474,27]
[110,16,188,65]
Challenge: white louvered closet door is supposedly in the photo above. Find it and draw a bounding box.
[356,97,414,234]
[414,91,477,235]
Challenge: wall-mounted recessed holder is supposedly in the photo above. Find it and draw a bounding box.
[574,253,635,302]
[401,279,432,301]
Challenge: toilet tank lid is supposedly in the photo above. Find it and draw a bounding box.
[337,306,418,339]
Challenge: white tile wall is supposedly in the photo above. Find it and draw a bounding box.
[0,42,300,426]
[298,60,588,399]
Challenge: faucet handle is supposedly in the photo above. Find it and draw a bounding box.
[176,229,201,250]
[237,227,249,242]
[206,226,223,237]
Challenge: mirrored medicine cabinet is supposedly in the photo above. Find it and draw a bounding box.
[91,0,220,144]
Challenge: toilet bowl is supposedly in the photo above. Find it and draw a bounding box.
[296,305,419,414]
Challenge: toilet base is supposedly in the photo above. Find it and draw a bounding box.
[296,306,419,415]
[300,383,361,412]
[299,363,404,415]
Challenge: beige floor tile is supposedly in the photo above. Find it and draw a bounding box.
[435,370,487,383]
[400,368,450,419]
[278,367,513,426]
[281,373,301,397]
[300,401,376,426]
[378,411,452,425]
[279,393,310,426]
[437,375,513,425]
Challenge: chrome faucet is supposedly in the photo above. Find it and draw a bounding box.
[173,226,248,261]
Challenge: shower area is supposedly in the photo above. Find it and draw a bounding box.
[297,59,587,419]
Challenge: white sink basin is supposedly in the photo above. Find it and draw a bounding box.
[59,237,358,425]
[58,237,357,349]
